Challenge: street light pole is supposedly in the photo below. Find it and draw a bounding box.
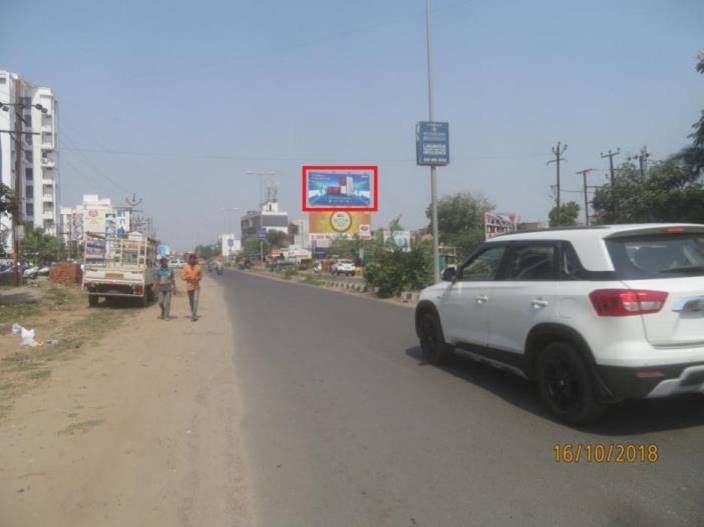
[425,0,440,283]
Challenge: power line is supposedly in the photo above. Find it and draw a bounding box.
[62,146,546,163]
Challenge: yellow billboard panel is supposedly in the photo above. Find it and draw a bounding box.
[309,211,372,237]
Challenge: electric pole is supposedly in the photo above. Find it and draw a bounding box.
[12,78,22,286]
[125,193,143,234]
[600,148,620,221]
[600,148,620,187]
[576,169,598,226]
[547,142,567,225]
[628,146,650,180]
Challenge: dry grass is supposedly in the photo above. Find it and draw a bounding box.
[0,283,132,420]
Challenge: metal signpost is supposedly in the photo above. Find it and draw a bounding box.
[416,121,450,166]
[257,228,267,263]
[419,0,449,283]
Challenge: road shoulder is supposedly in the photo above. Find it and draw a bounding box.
[0,276,251,527]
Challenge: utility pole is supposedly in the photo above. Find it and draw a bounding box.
[125,193,143,234]
[600,148,620,221]
[576,169,598,226]
[629,146,650,180]
[547,142,567,225]
[600,148,620,187]
[12,78,23,286]
[425,0,440,283]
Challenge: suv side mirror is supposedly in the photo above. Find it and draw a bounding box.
[441,266,457,282]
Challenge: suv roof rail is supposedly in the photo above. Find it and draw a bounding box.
[496,225,609,237]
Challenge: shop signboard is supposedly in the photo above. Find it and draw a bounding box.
[484,211,519,240]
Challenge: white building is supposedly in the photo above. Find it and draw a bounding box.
[218,233,241,258]
[293,219,309,249]
[240,200,289,241]
[60,194,132,243]
[0,70,60,253]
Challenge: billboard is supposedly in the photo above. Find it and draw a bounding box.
[302,165,378,211]
[484,212,519,240]
[83,208,106,236]
[383,230,412,251]
[309,211,372,240]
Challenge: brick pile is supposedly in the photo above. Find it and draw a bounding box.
[49,262,83,285]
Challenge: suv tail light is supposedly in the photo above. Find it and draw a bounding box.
[589,289,668,316]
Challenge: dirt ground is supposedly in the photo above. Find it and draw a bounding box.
[0,277,251,526]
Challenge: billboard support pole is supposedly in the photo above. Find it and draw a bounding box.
[425,0,440,283]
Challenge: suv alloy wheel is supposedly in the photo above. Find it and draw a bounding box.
[419,311,451,365]
[536,342,605,425]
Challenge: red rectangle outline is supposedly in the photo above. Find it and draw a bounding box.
[302,165,378,212]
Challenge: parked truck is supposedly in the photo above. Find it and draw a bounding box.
[83,232,158,307]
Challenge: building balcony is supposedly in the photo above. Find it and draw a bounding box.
[41,157,55,168]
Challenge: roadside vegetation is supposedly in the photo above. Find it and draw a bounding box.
[0,283,130,419]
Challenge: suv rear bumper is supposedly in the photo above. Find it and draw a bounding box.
[596,362,704,401]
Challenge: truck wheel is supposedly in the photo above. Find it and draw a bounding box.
[418,311,451,365]
[536,342,606,425]
[88,295,99,307]
[141,293,149,307]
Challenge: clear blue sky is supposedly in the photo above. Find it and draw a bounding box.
[2,0,702,251]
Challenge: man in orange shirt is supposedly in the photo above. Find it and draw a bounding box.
[181,253,203,321]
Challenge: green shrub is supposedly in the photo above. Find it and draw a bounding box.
[364,244,432,298]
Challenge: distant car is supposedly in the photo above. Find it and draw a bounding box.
[331,259,356,276]
[168,258,184,269]
[23,266,39,279]
[38,266,51,276]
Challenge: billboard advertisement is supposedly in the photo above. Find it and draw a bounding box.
[83,208,107,236]
[484,211,519,240]
[302,165,378,212]
[309,211,372,240]
[383,230,412,251]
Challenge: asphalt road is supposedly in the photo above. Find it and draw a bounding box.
[218,269,704,527]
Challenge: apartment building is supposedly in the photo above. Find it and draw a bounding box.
[0,70,60,253]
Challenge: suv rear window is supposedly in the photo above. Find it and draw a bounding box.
[605,234,704,279]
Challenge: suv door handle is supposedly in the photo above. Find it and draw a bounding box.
[531,298,549,308]
[475,295,489,304]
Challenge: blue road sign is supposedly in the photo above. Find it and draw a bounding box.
[257,228,267,240]
[416,121,449,166]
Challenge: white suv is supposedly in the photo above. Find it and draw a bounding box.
[415,224,704,424]
[331,259,356,276]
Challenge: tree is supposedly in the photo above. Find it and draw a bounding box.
[194,244,218,259]
[21,226,64,265]
[549,201,580,227]
[591,160,704,224]
[426,192,494,257]
[0,183,13,256]
[672,51,704,175]
[0,182,13,217]
[287,222,299,244]
[243,238,269,259]
[266,230,288,248]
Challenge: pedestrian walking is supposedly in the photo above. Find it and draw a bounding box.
[181,253,203,321]
[154,257,175,319]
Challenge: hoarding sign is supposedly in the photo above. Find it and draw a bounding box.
[302,165,378,211]
[309,211,372,239]
[257,228,267,240]
[416,121,449,166]
[83,208,106,237]
[484,211,519,240]
[384,230,412,251]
